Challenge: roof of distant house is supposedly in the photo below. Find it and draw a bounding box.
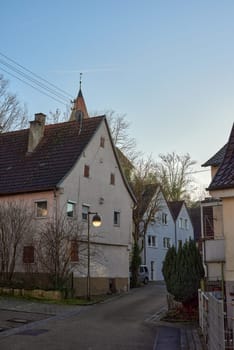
[167,201,184,220]
[202,143,227,167]
[0,117,105,195]
[208,123,234,191]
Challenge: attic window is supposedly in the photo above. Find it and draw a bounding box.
[100,137,105,148]
[162,213,168,225]
[84,165,90,178]
[110,173,115,185]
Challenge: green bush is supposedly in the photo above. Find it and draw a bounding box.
[162,239,204,305]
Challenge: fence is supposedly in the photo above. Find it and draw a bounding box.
[199,289,225,349]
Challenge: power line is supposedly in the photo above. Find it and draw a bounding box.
[0,51,73,100]
[0,67,67,106]
[0,58,70,104]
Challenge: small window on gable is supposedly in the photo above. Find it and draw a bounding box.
[70,240,79,262]
[82,205,90,221]
[84,165,90,178]
[179,218,184,229]
[113,211,120,226]
[162,213,168,225]
[100,137,105,148]
[23,246,34,264]
[67,201,76,217]
[110,173,115,185]
[185,219,189,230]
[35,201,48,218]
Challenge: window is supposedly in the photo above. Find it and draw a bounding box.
[84,164,90,178]
[82,205,89,221]
[163,237,171,249]
[23,246,34,264]
[35,201,48,217]
[67,201,76,217]
[162,212,168,225]
[179,218,184,229]
[113,211,120,226]
[185,219,189,230]
[100,137,105,148]
[70,240,79,262]
[110,173,115,185]
[148,235,157,247]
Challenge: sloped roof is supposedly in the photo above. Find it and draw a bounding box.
[0,117,104,195]
[140,183,159,217]
[202,143,227,167]
[208,123,234,191]
[167,201,184,220]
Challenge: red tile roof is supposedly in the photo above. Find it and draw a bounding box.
[0,116,104,195]
[208,123,234,191]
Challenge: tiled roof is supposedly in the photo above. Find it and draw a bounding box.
[202,144,227,167]
[0,117,104,195]
[208,123,234,191]
[168,201,184,220]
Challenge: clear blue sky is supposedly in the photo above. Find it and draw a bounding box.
[1,0,234,194]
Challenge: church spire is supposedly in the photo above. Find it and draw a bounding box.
[70,73,89,121]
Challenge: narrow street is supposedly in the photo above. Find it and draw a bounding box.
[0,283,167,350]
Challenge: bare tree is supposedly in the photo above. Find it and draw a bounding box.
[156,152,196,201]
[130,156,160,286]
[0,201,33,282]
[47,105,70,124]
[0,74,28,132]
[36,214,102,291]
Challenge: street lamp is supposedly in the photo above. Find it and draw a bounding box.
[87,212,102,300]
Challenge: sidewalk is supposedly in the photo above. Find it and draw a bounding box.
[153,322,207,350]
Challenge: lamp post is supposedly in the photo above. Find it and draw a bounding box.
[87,212,102,300]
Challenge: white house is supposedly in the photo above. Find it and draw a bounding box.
[143,187,194,281]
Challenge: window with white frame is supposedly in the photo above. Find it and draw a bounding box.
[35,200,48,218]
[163,237,171,249]
[179,217,184,229]
[82,205,89,221]
[67,201,76,217]
[113,211,120,226]
[148,235,157,247]
[162,212,168,225]
[184,219,189,230]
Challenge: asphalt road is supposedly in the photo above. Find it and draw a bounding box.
[0,282,167,350]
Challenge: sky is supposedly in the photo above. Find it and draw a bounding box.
[1,0,234,197]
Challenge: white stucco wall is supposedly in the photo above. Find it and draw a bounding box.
[59,119,134,278]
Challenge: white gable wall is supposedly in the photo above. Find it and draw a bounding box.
[144,190,175,281]
[58,120,133,288]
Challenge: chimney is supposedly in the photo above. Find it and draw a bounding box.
[28,113,46,152]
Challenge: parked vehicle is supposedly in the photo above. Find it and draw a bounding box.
[130,265,149,285]
[138,265,149,284]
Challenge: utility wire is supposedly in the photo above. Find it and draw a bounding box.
[0,67,67,106]
[0,58,70,104]
[0,51,73,100]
